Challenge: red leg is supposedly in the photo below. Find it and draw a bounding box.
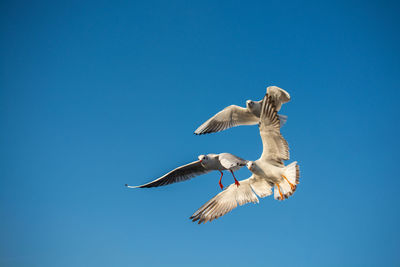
[219,171,224,190]
[230,170,240,187]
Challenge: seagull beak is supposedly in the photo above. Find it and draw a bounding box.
[199,160,203,163]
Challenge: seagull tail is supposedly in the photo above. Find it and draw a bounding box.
[274,161,300,200]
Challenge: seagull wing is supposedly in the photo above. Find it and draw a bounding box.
[128,160,211,188]
[218,153,247,170]
[267,86,291,111]
[259,94,289,163]
[190,175,273,224]
[194,105,258,135]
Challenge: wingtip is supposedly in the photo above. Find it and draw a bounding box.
[125,184,139,189]
[194,129,207,135]
[194,126,202,135]
[189,215,200,223]
[195,130,215,135]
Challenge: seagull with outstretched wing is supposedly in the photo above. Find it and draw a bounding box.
[246,93,299,201]
[194,86,290,135]
[126,153,247,190]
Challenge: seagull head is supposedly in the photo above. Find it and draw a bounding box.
[246,100,254,109]
[246,161,255,171]
[198,154,208,163]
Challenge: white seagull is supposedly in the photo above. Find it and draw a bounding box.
[194,86,290,135]
[190,94,300,224]
[246,93,299,201]
[125,153,248,190]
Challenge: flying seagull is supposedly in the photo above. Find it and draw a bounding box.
[194,86,290,135]
[190,94,299,224]
[246,93,299,200]
[125,153,247,190]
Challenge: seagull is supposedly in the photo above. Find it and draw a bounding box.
[190,94,300,224]
[245,93,299,200]
[194,86,290,135]
[125,153,248,190]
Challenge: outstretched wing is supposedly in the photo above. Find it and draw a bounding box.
[194,105,258,135]
[259,94,289,163]
[266,86,291,111]
[190,176,273,224]
[127,160,210,188]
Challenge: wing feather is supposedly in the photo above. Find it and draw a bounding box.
[259,94,289,163]
[128,161,210,188]
[194,105,258,135]
[266,86,291,111]
[190,176,273,224]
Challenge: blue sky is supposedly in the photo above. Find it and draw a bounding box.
[1,0,399,266]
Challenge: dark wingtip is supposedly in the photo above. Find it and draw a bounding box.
[124,184,128,187]
[190,215,200,223]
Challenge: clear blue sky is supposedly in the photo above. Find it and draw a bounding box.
[1,0,399,266]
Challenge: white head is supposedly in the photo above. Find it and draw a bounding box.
[246,100,255,109]
[198,154,209,164]
[246,161,255,171]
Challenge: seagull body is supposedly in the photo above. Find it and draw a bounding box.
[126,153,247,189]
[199,153,246,173]
[190,94,300,224]
[194,86,290,135]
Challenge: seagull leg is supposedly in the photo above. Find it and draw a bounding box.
[219,171,224,190]
[230,170,240,187]
[282,174,296,190]
[275,183,284,200]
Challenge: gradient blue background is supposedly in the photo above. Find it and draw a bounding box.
[1,1,399,266]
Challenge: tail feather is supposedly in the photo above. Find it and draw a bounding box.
[274,162,300,200]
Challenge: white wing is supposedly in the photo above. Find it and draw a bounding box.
[266,86,291,111]
[190,176,273,224]
[194,105,258,135]
[259,94,289,163]
[218,153,247,170]
[127,160,210,188]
